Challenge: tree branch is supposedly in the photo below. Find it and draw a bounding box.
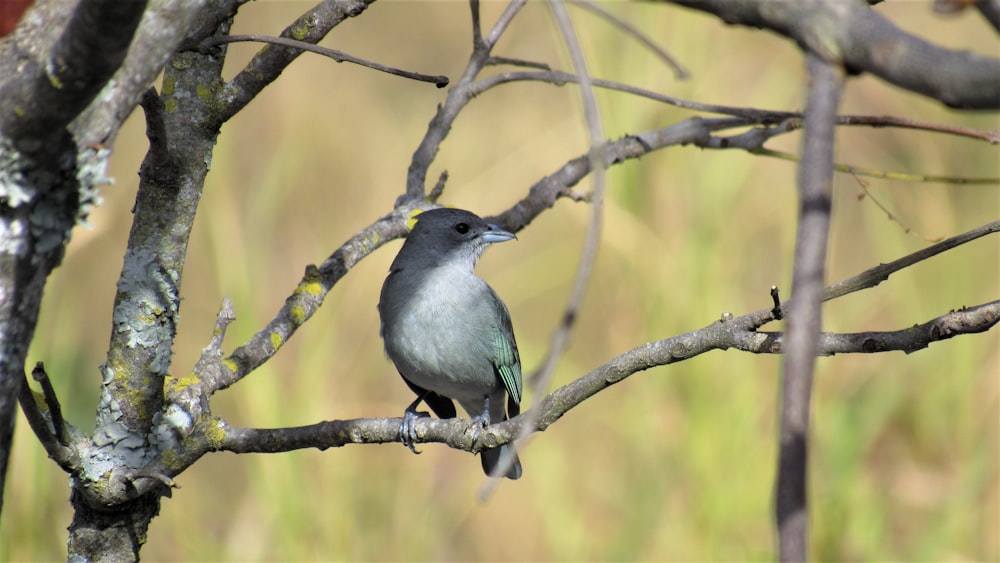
[664,0,1000,109]
[568,0,688,79]
[822,221,1000,303]
[776,53,844,562]
[215,0,378,125]
[0,0,148,140]
[182,300,999,460]
[471,70,1000,145]
[201,34,448,87]
[404,0,528,199]
[0,0,179,524]
[71,0,212,148]
[146,215,999,502]
[16,367,80,474]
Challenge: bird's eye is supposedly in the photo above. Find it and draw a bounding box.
[454,222,470,234]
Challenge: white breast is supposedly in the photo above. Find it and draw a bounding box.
[385,262,499,403]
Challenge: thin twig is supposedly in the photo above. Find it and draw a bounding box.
[471,0,483,46]
[569,0,689,79]
[486,56,552,70]
[201,34,449,87]
[529,1,606,389]
[404,0,528,198]
[822,220,1000,303]
[31,362,70,446]
[481,0,610,497]
[472,70,1000,145]
[17,370,79,473]
[849,173,943,242]
[483,0,529,48]
[751,147,999,185]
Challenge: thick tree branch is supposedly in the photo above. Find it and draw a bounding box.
[664,0,1000,109]
[0,1,215,531]
[776,54,844,562]
[0,0,148,140]
[72,0,212,147]
[101,0,373,501]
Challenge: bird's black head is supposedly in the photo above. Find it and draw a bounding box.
[394,208,516,268]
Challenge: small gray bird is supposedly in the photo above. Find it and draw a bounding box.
[378,208,523,479]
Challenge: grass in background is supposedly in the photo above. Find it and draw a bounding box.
[2,2,997,560]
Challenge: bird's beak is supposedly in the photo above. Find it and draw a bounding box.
[482,224,517,244]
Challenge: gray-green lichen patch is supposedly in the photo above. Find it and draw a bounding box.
[113,248,181,374]
[75,146,110,226]
[0,134,113,264]
[0,216,29,257]
[0,136,36,207]
[95,362,126,429]
[83,421,150,483]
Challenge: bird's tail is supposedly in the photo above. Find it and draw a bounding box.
[481,443,522,480]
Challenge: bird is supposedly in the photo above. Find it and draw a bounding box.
[378,207,523,479]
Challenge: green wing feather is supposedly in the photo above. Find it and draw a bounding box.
[491,305,522,408]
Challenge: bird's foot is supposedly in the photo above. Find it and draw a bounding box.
[401,396,431,454]
[465,396,492,443]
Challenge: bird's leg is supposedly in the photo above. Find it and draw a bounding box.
[466,395,491,443]
[401,393,431,454]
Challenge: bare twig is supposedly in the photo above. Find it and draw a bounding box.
[776,54,844,562]
[30,363,70,446]
[200,34,448,87]
[822,220,1000,304]
[528,0,607,387]
[751,147,999,185]
[470,70,1000,144]
[569,0,689,78]
[762,301,1000,355]
[771,286,783,320]
[216,0,379,125]
[486,56,552,70]
[405,0,528,199]
[850,174,943,242]
[480,0,611,494]
[214,211,413,393]
[483,0,528,48]
[17,369,79,473]
[470,0,483,46]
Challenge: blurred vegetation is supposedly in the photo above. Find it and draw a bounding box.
[2,1,997,560]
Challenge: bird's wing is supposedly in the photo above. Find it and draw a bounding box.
[491,300,522,411]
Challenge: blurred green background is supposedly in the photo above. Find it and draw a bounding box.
[3,1,997,560]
